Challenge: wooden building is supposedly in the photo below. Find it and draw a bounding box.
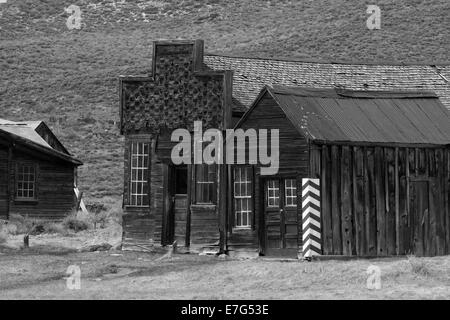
[233,85,450,257]
[0,119,82,220]
[119,39,450,257]
[119,40,233,251]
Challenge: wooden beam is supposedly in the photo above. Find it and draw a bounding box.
[313,140,446,149]
[340,146,353,255]
[218,164,227,253]
[161,163,169,246]
[321,145,333,255]
[385,148,396,256]
[6,146,12,220]
[395,147,400,255]
[330,145,342,254]
[374,147,386,256]
[185,164,192,247]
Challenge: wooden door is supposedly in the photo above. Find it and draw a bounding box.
[264,177,298,257]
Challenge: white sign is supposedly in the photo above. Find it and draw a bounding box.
[366,5,381,30]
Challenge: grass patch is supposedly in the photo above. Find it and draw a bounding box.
[62,213,90,232]
[44,222,69,236]
[407,255,431,277]
[0,229,8,244]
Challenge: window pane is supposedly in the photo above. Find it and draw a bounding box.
[16,165,36,199]
[129,142,150,206]
[233,167,253,227]
[267,180,279,207]
[195,165,216,203]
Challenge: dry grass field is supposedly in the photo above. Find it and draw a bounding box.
[1,0,449,206]
[0,245,449,299]
[0,1,449,300]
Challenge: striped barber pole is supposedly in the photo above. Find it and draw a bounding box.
[302,178,322,259]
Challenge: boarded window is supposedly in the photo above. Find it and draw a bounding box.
[130,141,150,206]
[16,164,36,200]
[195,164,216,204]
[234,167,253,228]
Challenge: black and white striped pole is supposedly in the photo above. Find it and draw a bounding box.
[302,178,322,260]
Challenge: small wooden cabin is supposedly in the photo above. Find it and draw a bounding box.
[233,85,450,257]
[0,119,82,220]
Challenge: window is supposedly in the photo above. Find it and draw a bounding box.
[285,179,297,207]
[16,164,37,200]
[267,179,280,207]
[130,141,150,206]
[195,164,216,204]
[234,167,253,228]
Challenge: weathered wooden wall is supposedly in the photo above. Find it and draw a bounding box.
[0,149,76,220]
[311,144,450,256]
[231,91,309,255]
[0,147,8,219]
[122,137,165,250]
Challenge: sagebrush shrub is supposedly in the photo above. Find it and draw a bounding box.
[62,216,89,232]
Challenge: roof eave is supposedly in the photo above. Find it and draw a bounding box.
[0,129,82,166]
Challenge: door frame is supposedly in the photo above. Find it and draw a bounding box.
[162,163,190,246]
[259,175,299,256]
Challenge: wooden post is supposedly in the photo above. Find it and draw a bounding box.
[340,146,353,255]
[321,145,332,255]
[394,147,400,255]
[302,178,322,259]
[185,164,192,247]
[6,146,12,220]
[330,145,342,254]
[218,163,227,254]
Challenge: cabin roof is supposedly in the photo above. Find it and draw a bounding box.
[0,119,82,165]
[242,85,450,145]
[204,54,450,114]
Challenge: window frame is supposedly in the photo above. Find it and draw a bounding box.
[15,162,38,202]
[233,166,253,229]
[284,178,297,207]
[129,140,150,207]
[194,164,217,205]
[266,179,280,208]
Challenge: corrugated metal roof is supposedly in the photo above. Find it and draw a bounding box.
[266,85,450,145]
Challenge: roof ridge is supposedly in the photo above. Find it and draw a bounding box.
[205,52,450,67]
[269,84,439,98]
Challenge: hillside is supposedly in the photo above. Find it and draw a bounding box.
[0,0,449,205]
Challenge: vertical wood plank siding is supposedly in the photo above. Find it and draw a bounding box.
[230,92,309,254]
[0,147,9,219]
[313,144,450,257]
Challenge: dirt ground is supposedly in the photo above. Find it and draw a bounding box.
[1,239,450,299]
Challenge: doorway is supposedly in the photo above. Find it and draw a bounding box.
[165,164,188,246]
[263,177,299,257]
